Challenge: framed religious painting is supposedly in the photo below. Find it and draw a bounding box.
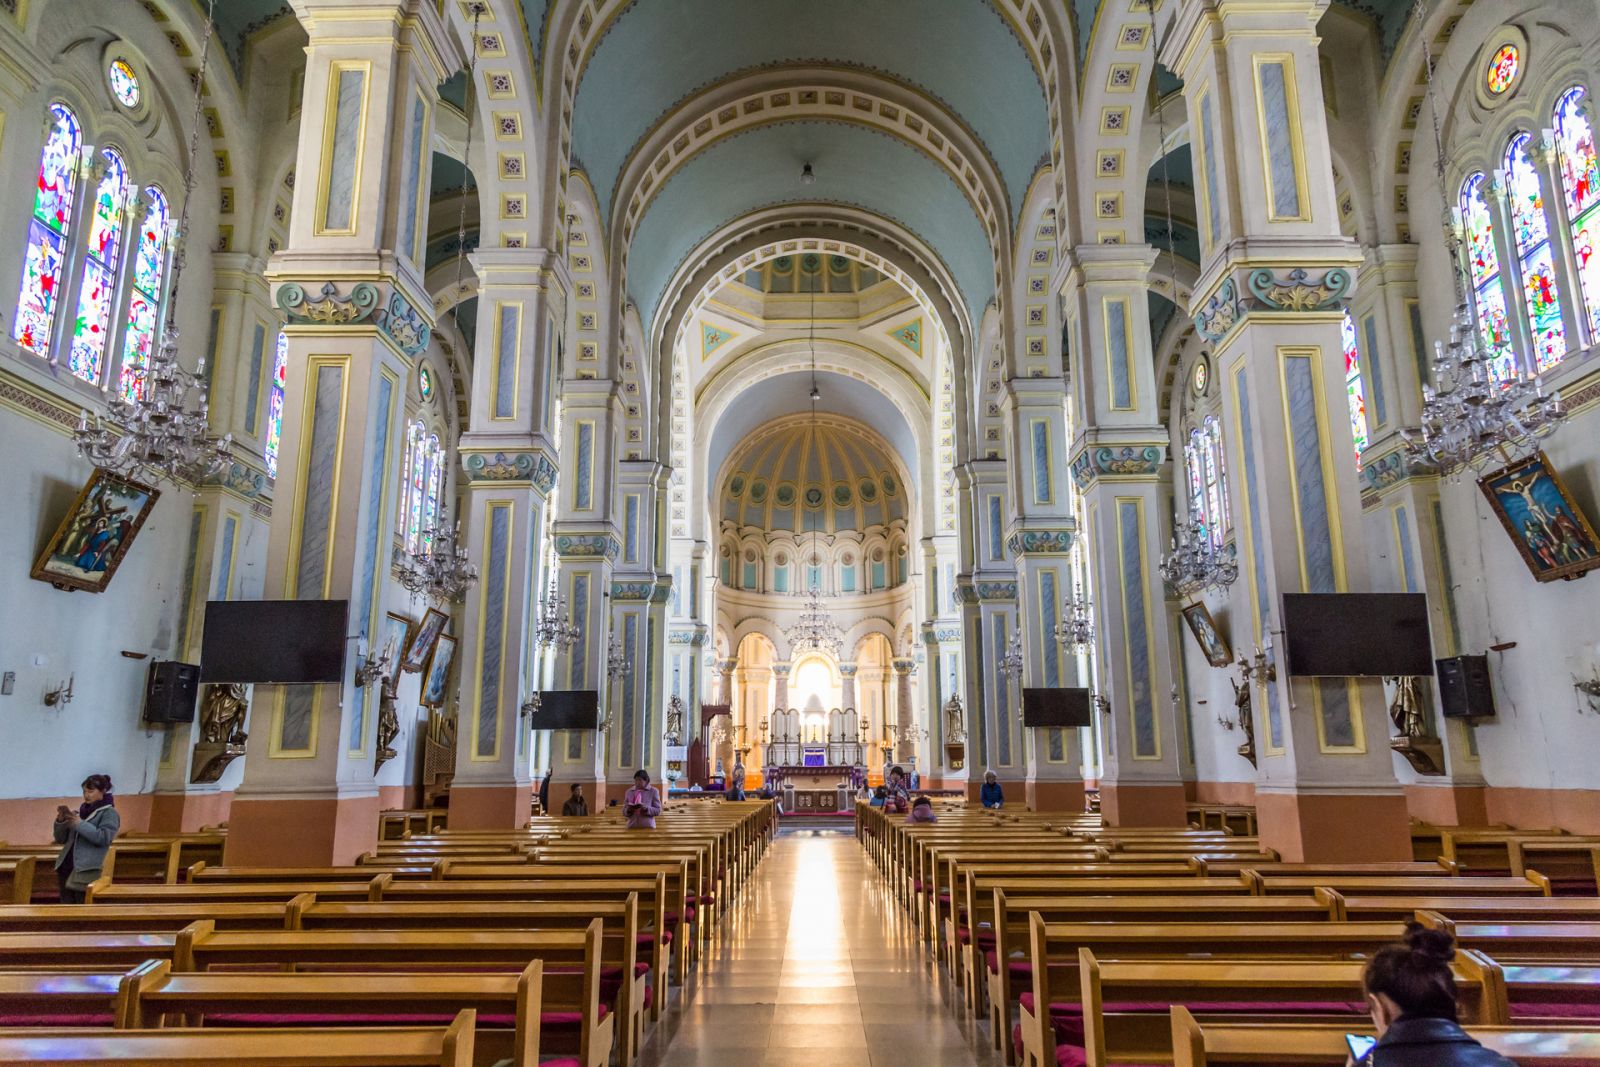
[380,611,415,668]
[1479,451,1600,582]
[31,470,160,593]
[1180,600,1233,667]
[421,633,458,707]
[401,607,449,672]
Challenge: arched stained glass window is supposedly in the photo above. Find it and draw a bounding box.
[1555,86,1600,339]
[1505,132,1567,369]
[1184,431,1206,532]
[422,431,443,551]
[118,186,168,401]
[400,422,447,554]
[1459,173,1517,383]
[1202,415,1229,540]
[1341,311,1369,465]
[14,103,82,356]
[67,147,131,384]
[264,330,288,478]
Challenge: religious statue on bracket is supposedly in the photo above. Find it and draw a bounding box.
[1228,669,1257,769]
[190,683,249,783]
[1387,675,1445,776]
[375,676,401,771]
[942,694,966,770]
[664,695,685,745]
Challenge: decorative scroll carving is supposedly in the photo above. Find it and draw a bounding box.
[277,281,381,324]
[1070,445,1166,490]
[1245,267,1353,312]
[1006,528,1075,555]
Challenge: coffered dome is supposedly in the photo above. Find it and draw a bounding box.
[720,415,908,536]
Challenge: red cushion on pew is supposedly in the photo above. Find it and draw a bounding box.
[956,928,971,945]
[693,894,715,906]
[0,1014,115,1027]
[542,1004,610,1030]
[982,950,1032,978]
[913,880,925,894]
[976,930,997,951]
[207,1014,516,1027]
[1512,1003,1600,1019]
[542,1060,582,1067]
[663,906,697,925]
[1055,1044,1088,1067]
[637,929,674,948]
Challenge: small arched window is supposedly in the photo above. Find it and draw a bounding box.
[1182,416,1230,549]
[1460,172,1517,381]
[118,186,168,400]
[67,147,131,384]
[1340,311,1369,466]
[400,421,447,554]
[263,330,288,479]
[1554,85,1600,339]
[1504,132,1567,369]
[14,103,82,357]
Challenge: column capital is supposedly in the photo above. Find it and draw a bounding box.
[1162,0,1328,77]
[265,275,434,362]
[1191,254,1363,346]
[770,662,791,677]
[890,658,916,675]
[1069,434,1168,492]
[470,246,571,305]
[838,662,859,678]
[1056,242,1159,299]
[458,442,559,494]
[293,0,466,80]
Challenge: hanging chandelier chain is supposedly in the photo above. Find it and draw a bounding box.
[453,4,483,318]
[164,0,217,331]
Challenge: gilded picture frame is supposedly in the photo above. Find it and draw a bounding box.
[402,606,449,672]
[421,632,457,707]
[31,469,161,593]
[1479,451,1600,583]
[1180,600,1233,667]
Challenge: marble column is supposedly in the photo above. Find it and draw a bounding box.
[891,659,917,765]
[772,662,790,711]
[839,662,858,714]
[447,248,564,829]
[227,0,459,865]
[1061,244,1185,825]
[1165,0,1409,859]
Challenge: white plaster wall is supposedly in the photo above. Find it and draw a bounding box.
[0,415,187,798]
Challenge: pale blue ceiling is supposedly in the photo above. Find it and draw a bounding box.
[1331,0,1412,61]
[708,371,919,494]
[207,0,294,72]
[571,0,1047,228]
[627,121,992,334]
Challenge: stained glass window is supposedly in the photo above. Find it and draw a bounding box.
[1203,415,1229,542]
[1555,86,1600,340]
[118,186,168,401]
[264,330,288,478]
[1184,431,1206,533]
[67,147,131,384]
[400,422,447,554]
[13,103,82,356]
[422,432,443,551]
[1459,172,1518,382]
[1486,44,1519,96]
[1341,311,1369,466]
[108,59,140,108]
[1505,132,1567,370]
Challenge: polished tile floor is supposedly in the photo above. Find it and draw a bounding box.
[638,829,1004,1066]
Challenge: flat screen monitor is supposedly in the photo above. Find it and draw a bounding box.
[200,599,349,684]
[1022,687,1092,728]
[530,689,600,730]
[1281,592,1433,677]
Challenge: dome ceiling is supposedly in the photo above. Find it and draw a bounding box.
[720,415,908,536]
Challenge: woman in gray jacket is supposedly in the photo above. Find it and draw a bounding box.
[52,773,119,903]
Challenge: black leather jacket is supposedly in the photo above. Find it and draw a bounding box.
[1369,1016,1517,1067]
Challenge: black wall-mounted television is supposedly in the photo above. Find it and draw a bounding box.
[1022,687,1093,728]
[200,599,349,684]
[1281,593,1433,677]
[530,689,600,730]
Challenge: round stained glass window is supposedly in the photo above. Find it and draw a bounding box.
[1486,44,1519,96]
[108,59,141,109]
[418,364,434,400]
[1191,359,1209,397]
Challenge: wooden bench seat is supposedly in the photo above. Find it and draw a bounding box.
[0,902,295,932]
[1170,1006,1600,1067]
[0,1008,477,1066]
[0,857,37,905]
[1252,873,1550,898]
[0,970,124,1026]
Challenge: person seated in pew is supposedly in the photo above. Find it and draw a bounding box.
[1351,923,1515,1067]
[884,766,910,814]
[980,770,1004,809]
[625,769,663,829]
[561,783,589,817]
[869,787,888,809]
[52,773,119,904]
[908,796,938,824]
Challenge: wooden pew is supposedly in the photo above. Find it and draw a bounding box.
[174,921,610,1067]
[88,878,380,904]
[1418,911,1600,963]
[0,857,37,905]
[0,970,124,1026]
[1514,840,1600,894]
[1334,894,1600,923]
[0,901,295,932]
[1251,873,1551,897]
[1170,1006,1600,1067]
[0,927,192,970]
[1068,947,1506,1067]
[0,1008,478,1066]
[124,958,562,1067]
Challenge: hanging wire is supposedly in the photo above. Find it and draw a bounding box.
[164,0,218,335]
[453,4,485,337]
[1411,0,1469,307]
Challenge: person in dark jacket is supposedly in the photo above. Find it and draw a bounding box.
[980,770,1004,809]
[560,783,588,816]
[1349,923,1515,1066]
[537,770,552,815]
[52,773,119,903]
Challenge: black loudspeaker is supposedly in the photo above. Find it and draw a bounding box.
[1435,655,1496,721]
[145,660,201,724]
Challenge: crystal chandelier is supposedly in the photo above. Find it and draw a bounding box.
[1055,582,1095,650]
[1159,518,1239,594]
[73,0,231,487]
[534,578,581,649]
[394,522,478,603]
[1400,0,1563,476]
[598,632,631,734]
[787,577,844,656]
[998,628,1025,680]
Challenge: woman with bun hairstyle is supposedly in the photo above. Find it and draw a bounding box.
[1350,923,1515,1065]
[51,773,119,903]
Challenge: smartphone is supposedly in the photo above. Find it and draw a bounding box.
[1345,1033,1377,1060]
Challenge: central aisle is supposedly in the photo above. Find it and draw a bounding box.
[639,829,1003,1066]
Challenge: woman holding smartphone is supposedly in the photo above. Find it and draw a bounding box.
[1347,923,1513,1065]
[52,773,119,903]
[623,769,662,829]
